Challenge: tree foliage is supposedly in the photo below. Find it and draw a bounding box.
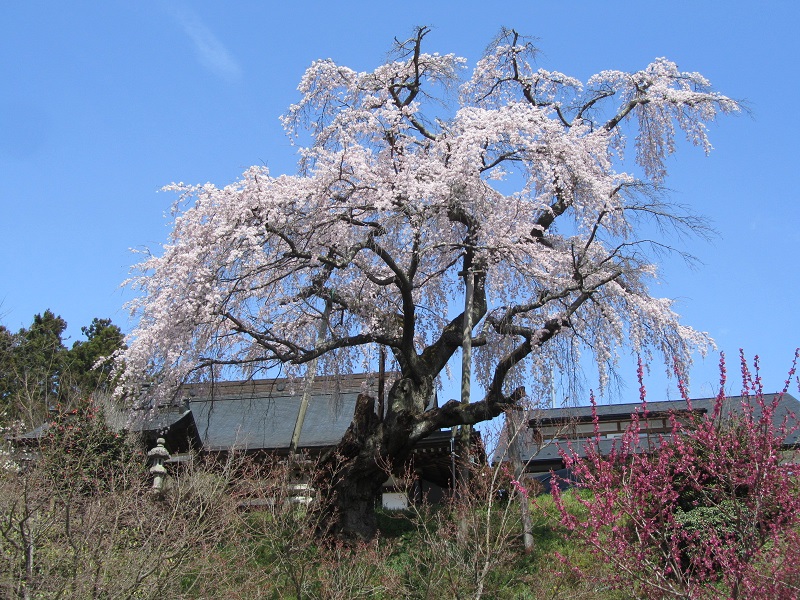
[0,312,124,426]
[119,28,739,538]
[66,318,125,394]
[121,27,738,397]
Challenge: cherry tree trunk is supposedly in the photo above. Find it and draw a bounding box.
[312,375,517,540]
[313,392,393,541]
[315,451,388,541]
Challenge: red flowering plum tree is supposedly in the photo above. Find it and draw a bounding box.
[118,28,739,539]
[553,353,800,599]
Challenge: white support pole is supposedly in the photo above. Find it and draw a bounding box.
[289,300,331,456]
[458,268,474,487]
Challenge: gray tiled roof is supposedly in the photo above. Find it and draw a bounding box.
[129,406,192,434]
[190,390,359,451]
[529,393,800,445]
[496,393,800,469]
[530,393,797,422]
[504,433,663,466]
[134,373,384,452]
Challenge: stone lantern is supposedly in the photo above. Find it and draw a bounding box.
[147,437,170,494]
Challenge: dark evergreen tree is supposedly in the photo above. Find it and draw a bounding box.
[0,312,124,426]
[66,318,125,393]
[0,325,16,412]
[0,310,68,424]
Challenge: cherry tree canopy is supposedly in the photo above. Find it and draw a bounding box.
[120,26,738,415]
[119,28,740,539]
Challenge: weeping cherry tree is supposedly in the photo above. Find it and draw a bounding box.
[119,28,739,539]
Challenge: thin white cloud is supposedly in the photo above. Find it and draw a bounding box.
[166,3,242,81]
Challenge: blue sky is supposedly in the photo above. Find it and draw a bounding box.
[1,1,798,402]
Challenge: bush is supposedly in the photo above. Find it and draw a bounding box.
[40,396,136,495]
[0,418,240,600]
[553,352,800,599]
